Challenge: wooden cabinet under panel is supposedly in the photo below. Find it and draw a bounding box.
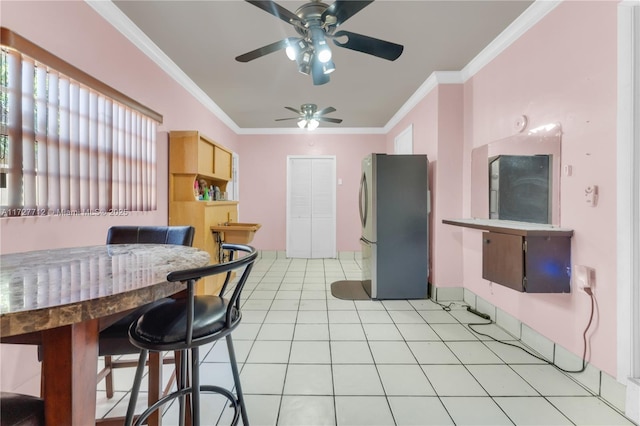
[169,130,236,295]
[444,219,573,293]
[482,231,524,291]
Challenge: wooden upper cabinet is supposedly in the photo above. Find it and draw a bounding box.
[169,131,233,201]
[170,130,232,181]
[168,130,238,295]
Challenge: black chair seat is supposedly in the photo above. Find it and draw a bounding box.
[99,298,175,356]
[131,296,239,349]
[0,392,44,426]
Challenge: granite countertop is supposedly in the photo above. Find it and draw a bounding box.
[0,244,210,337]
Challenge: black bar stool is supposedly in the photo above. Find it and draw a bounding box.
[0,392,44,426]
[124,243,258,426]
[99,225,195,399]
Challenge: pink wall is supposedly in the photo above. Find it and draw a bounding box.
[461,1,618,375]
[237,133,386,251]
[385,85,465,289]
[0,0,241,394]
[0,1,239,255]
[0,0,621,386]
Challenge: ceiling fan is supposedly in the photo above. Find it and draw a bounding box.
[275,104,343,130]
[236,0,404,85]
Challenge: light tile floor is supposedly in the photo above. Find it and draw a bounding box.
[97,256,636,426]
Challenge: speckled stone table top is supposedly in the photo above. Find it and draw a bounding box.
[0,244,210,337]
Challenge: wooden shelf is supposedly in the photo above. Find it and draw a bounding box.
[443,218,574,237]
[444,218,573,293]
[169,131,237,295]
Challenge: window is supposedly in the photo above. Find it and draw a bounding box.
[0,28,162,217]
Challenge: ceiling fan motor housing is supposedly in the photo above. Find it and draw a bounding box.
[294,1,335,37]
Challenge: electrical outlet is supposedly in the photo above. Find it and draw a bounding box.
[573,265,595,293]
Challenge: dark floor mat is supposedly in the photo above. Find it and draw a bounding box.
[330,280,371,300]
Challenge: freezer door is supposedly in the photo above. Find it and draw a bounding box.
[360,237,376,298]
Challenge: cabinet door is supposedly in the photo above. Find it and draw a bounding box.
[214,146,232,180]
[482,232,524,291]
[198,138,215,175]
[524,236,571,293]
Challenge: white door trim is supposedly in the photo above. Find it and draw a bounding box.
[617,1,640,422]
[394,124,414,154]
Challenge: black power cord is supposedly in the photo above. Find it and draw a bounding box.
[438,292,596,374]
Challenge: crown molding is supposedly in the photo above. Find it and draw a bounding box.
[383,71,463,132]
[237,127,386,135]
[460,0,562,81]
[383,0,561,132]
[85,0,241,133]
[89,0,560,136]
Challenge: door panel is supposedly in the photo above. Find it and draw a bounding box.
[311,159,335,258]
[289,217,312,258]
[287,156,336,258]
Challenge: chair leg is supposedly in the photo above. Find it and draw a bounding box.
[104,355,114,399]
[191,346,201,426]
[147,352,163,426]
[227,334,249,426]
[177,350,189,426]
[125,349,148,426]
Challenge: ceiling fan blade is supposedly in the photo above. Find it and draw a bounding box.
[284,106,301,114]
[333,30,404,61]
[316,106,336,116]
[245,0,303,26]
[317,116,343,124]
[322,1,373,27]
[235,37,298,62]
[275,117,299,121]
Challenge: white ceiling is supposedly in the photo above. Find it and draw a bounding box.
[109,0,534,131]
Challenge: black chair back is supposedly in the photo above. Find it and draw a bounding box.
[149,243,258,348]
[106,226,195,246]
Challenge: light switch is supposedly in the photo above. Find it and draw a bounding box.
[585,185,598,206]
[563,165,572,176]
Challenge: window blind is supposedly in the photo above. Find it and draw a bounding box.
[1,28,162,217]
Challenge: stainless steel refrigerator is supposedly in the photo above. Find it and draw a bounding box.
[359,154,429,299]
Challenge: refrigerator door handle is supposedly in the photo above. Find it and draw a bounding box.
[359,172,368,228]
[360,236,374,245]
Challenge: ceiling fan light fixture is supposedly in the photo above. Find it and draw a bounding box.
[317,46,332,63]
[310,27,332,63]
[322,60,336,75]
[277,104,342,129]
[286,39,308,61]
[296,50,313,75]
[298,62,311,75]
[238,1,405,86]
[307,119,320,130]
[285,45,296,61]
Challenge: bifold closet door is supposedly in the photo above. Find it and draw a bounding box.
[287,156,336,258]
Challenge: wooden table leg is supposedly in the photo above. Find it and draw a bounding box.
[41,319,99,426]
